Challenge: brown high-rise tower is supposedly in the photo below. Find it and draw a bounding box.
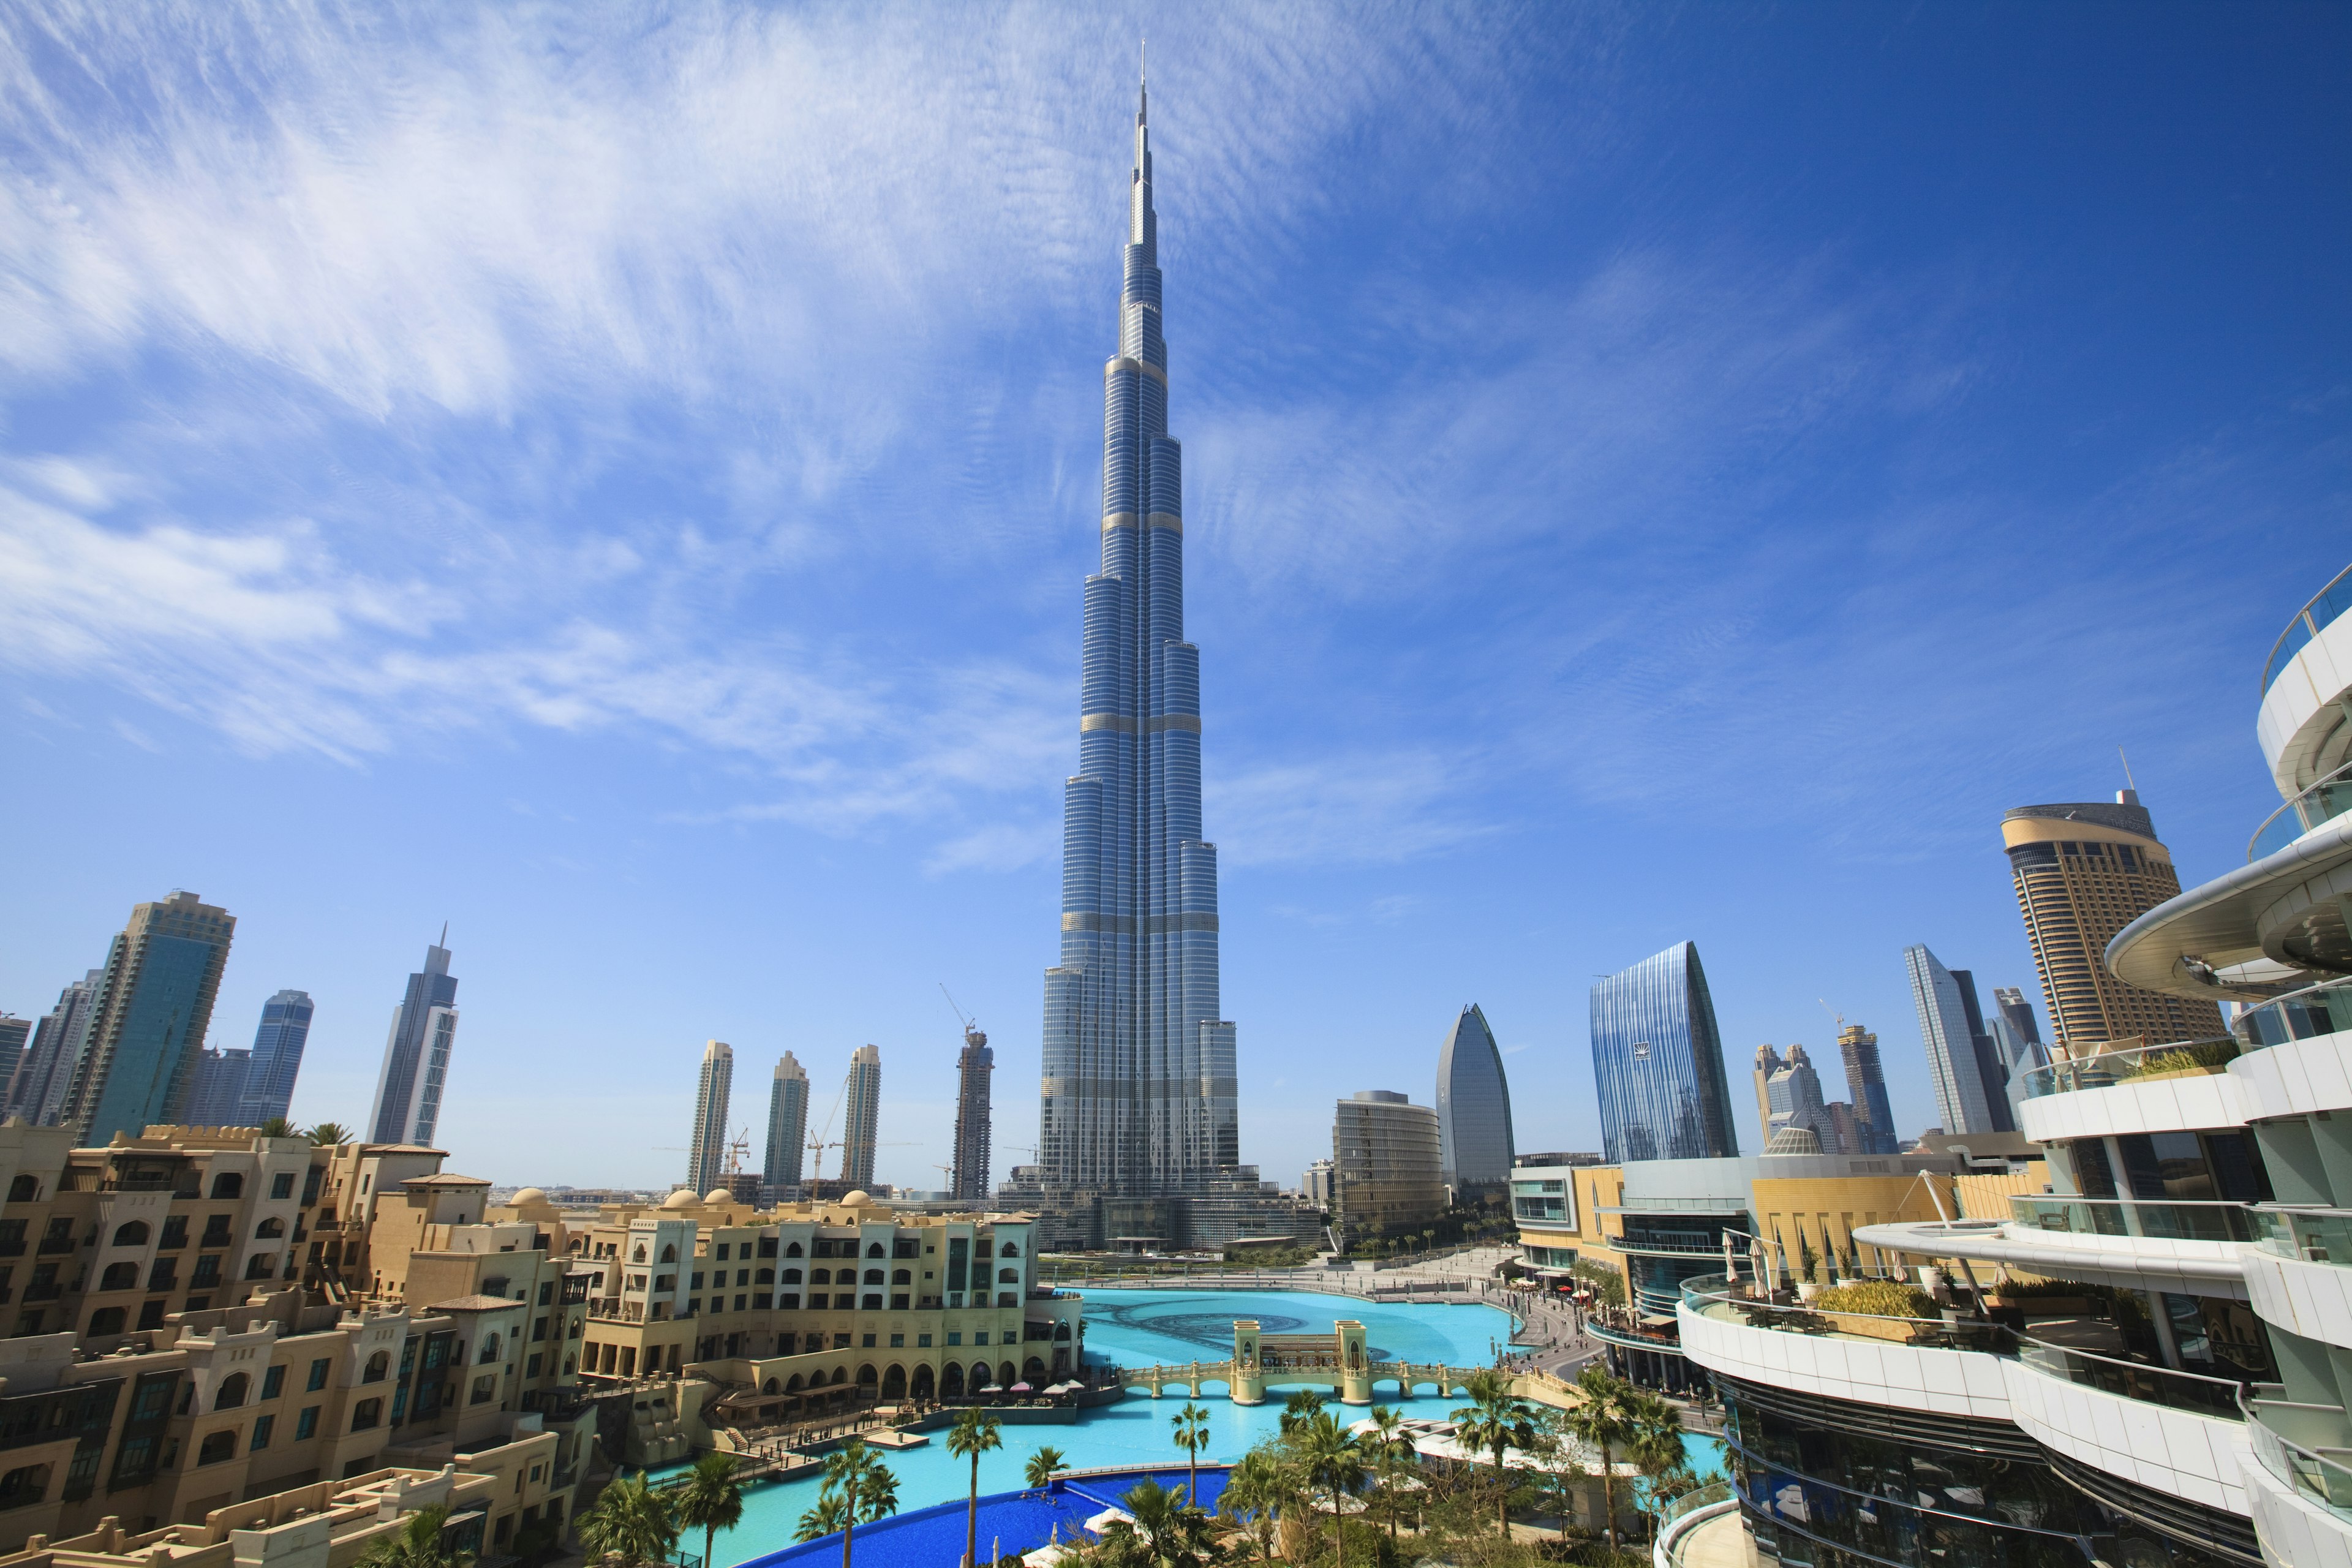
[951,1023,993,1201]
[2000,792,2226,1050]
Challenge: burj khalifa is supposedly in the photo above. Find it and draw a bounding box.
[1017,77,1289,1249]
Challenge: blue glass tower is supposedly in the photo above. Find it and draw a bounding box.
[1589,941,1741,1164]
[1038,75,1241,1203]
[239,988,314,1125]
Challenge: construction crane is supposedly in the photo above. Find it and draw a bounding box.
[940,984,986,1051]
[1818,1000,1845,1033]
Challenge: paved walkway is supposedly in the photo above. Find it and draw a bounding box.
[1671,1510,1752,1567]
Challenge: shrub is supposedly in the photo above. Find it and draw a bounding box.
[2121,1039,2239,1079]
[1806,1280,1939,1319]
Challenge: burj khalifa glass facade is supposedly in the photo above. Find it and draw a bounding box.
[1037,80,1242,1207]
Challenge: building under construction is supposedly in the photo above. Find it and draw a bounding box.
[951,1019,993,1200]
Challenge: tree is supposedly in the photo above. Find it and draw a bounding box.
[793,1492,852,1543]
[309,1121,352,1147]
[1095,1480,1221,1568]
[947,1408,1003,1568]
[1559,1365,1640,1550]
[797,1441,897,1568]
[673,1452,744,1568]
[1170,1402,1211,1504]
[1362,1404,1417,1544]
[1278,1388,1324,1437]
[1026,1446,1067,1494]
[256,1117,295,1140]
[579,1472,677,1567]
[1216,1449,1294,1565]
[1290,1409,1364,1568]
[360,1505,472,1568]
[1450,1370,1539,1538]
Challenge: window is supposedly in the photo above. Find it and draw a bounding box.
[86,1307,125,1336]
[201,1215,233,1246]
[538,1281,553,1306]
[471,1376,496,1405]
[889,1333,903,1348]
[306,1357,330,1392]
[215,1373,249,1410]
[998,1268,1018,1284]
[0,1463,47,1508]
[249,1414,274,1451]
[866,1243,884,1258]
[891,1269,910,1285]
[863,1269,884,1286]
[262,1365,285,1400]
[256,1217,285,1239]
[861,1333,875,1348]
[192,1255,221,1286]
[157,1216,187,1250]
[363,1351,390,1383]
[659,1245,676,1264]
[295,1406,319,1440]
[99,1262,138,1292]
[532,1316,548,1342]
[351,1398,382,1431]
[715,1244,730,1261]
[527,1354,542,1379]
[785,1241,802,1257]
[1000,1242,1020,1257]
[480,1333,502,1364]
[948,1332,962,1346]
[111,1221,149,1248]
[974,1331,989,1346]
[209,1174,243,1200]
[4,1178,32,1204]
[270,1172,295,1200]
[917,1334,932,1348]
[198,1430,236,1465]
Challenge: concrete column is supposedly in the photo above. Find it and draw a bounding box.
[1337,1321,1371,1405]
[1231,1321,1264,1404]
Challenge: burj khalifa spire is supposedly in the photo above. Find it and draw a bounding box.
[1034,74,1242,1227]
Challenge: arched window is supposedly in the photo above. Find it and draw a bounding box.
[1054,1321,1071,1341]
[632,1245,647,1263]
[7,1177,35,1204]
[999,1361,1017,1390]
[209,1173,243,1200]
[781,1268,804,1283]
[111,1221,149,1247]
[350,1398,383,1431]
[363,1351,390,1382]
[761,1378,780,1394]
[86,1307,125,1336]
[214,1372,249,1410]
[785,1242,803,1257]
[866,1243,884,1257]
[99,1262,138,1291]
[480,1333,502,1363]
[255,1217,284,1239]
[891,1269,910,1285]
[971,1361,994,1390]
[810,1268,830,1284]
[564,1355,576,1376]
[856,1363,877,1387]
[660,1245,677,1263]
[862,1269,883,1286]
[1023,1357,1046,1381]
[198,1431,236,1465]
[998,1268,1019,1284]
[785,1374,805,1393]
[880,1364,907,1398]
[941,1363,965,1398]
[1000,1242,1021,1257]
[829,1367,846,1385]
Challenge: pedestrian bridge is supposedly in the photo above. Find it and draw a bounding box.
[1113,1321,1578,1409]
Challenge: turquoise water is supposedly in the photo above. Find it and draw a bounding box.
[669,1287,1718,1566]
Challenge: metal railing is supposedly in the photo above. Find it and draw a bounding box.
[2249,756,2352,862]
[2235,976,2352,1053]
[2243,1383,2352,1517]
[2252,1205,2352,1264]
[2019,1036,2239,1099]
[2008,1194,2260,1244]
[1681,1275,2248,1422]
[2263,560,2352,699]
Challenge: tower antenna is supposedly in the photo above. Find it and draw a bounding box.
[2118,746,2138,792]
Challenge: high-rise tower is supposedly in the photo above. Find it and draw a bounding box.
[686,1040,734,1196]
[842,1044,881,1190]
[1035,75,1240,1222]
[367,935,459,1147]
[1434,1004,1515,1195]
[2002,793,2226,1048]
[11,970,102,1126]
[1836,1023,1898,1154]
[1904,944,2010,1135]
[1589,942,1740,1164]
[239,989,314,1125]
[61,891,235,1144]
[951,1023,993,1201]
[764,1052,809,1194]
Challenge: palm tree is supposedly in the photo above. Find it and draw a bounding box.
[1361,1404,1416,1544]
[947,1408,1003,1567]
[256,1116,295,1139]
[802,1440,896,1568]
[579,1472,677,1567]
[1099,1480,1220,1568]
[360,1505,472,1568]
[1450,1370,1539,1539]
[1278,1387,1324,1436]
[673,1452,744,1568]
[1025,1446,1066,1494]
[1290,1409,1364,1568]
[792,1492,852,1543]
[1559,1365,1640,1550]
[1169,1402,1211,1504]
[309,1121,351,1147]
[1216,1450,1293,1565]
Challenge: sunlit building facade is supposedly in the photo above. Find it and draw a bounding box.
[1589,942,1740,1164]
[1434,1003,1516,1195]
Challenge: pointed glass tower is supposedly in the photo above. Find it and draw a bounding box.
[1038,74,1242,1209]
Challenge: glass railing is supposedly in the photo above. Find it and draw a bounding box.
[2249,757,2352,862]
[2263,560,2352,699]
[2019,1036,2240,1099]
[2236,976,2352,1052]
[1682,1276,2248,1421]
[2243,1384,2352,1517]
[2253,1205,2352,1264]
[2009,1194,2260,1243]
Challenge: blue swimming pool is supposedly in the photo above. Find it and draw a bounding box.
[669,1286,1714,1566]
[736,1466,1231,1568]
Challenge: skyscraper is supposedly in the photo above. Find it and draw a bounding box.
[238,989,314,1125]
[764,1052,809,1194]
[183,1047,252,1126]
[842,1044,881,1190]
[1331,1091,1446,1237]
[1034,75,1240,1229]
[686,1040,734,1195]
[1589,941,1740,1164]
[1434,1004,1516,1195]
[1836,1023,1899,1154]
[11,970,102,1126]
[0,1016,27,1106]
[1751,1044,1784,1147]
[1904,944,2008,1136]
[367,936,459,1147]
[951,1022,993,1202]
[60,891,236,1144]
[2002,792,2227,1048]
[1765,1043,1841,1153]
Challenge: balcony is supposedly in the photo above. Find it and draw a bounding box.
[2019,1035,2240,1099]
[2249,757,2352,862]
[2262,560,2352,699]
[2237,975,2352,1052]
[2008,1194,2260,1245]
[2244,1384,2352,1517]
[36,1236,75,1256]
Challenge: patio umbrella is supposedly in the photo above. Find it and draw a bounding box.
[1011,1381,1033,1392]
[981,1383,1005,1393]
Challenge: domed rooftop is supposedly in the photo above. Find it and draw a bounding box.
[661,1189,699,1210]
[510,1187,546,1207]
[703,1188,733,1205]
[842,1189,872,1207]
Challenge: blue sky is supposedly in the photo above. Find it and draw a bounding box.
[0,3,2344,1191]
